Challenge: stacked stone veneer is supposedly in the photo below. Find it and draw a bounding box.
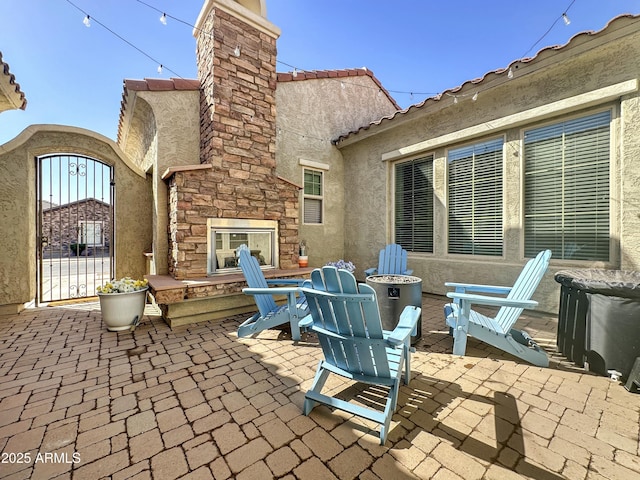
[166,3,300,280]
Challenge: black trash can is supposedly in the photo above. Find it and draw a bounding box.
[555,269,640,379]
[365,274,422,345]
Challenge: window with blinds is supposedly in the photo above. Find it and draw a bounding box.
[394,156,434,253]
[303,169,323,224]
[448,138,504,256]
[524,110,611,261]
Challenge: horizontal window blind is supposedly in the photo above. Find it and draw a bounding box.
[394,156,434,253]
[448,138,503,256]
[524,111,610,261]
[304,198,322,224]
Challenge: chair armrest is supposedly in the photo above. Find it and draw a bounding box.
[243,287,300,296]
[299,314,314,329]
[446,291,538,309]
[386,306,421,346]
[265,278,306,286]
[364,267,377,276]
[444,282,512,295]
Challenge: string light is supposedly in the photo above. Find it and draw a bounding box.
[292,68,298,78]
[69,0,581,108]
[65,0,181,78]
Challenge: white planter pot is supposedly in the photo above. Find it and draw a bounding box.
[98,288,148,332]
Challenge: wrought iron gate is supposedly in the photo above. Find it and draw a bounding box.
[36,154,114,303]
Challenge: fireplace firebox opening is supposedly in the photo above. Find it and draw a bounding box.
[207,218,279,275]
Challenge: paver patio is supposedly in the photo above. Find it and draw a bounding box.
[0,294,639,479]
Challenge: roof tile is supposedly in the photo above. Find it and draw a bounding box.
[335,14,640,144]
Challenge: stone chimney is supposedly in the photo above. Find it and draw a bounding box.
[165,0,300,279]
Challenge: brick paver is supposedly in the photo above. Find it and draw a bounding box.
[0,296,639,479]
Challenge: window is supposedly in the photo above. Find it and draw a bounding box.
[79,221,103,246]
[394,156,434,253]
[524,111,611,261]
[448,138,503,256]
[303,169,323,224]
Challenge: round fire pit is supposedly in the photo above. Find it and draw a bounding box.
[365,274,422,344]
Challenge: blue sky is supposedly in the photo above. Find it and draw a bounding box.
[1,0,638,145]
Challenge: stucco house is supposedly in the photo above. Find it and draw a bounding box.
[0,1,638,324]
[336,14,640,313]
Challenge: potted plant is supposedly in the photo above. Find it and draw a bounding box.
[97,277,149,332]
[299,240,308,267]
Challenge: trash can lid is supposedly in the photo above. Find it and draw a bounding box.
[555,269,640,298]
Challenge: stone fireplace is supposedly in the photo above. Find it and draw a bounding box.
[164,0,301,281]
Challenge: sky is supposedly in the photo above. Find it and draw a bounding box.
[1,0,639,145]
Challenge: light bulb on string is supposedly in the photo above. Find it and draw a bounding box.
[507,67,514,79]
[292,68,298,78]
[453,96,458,104]
[234,45,241,57]
[562,13,571,26]
[157,64,163,74]
[160,13,167,25]
[83,15,91,27]
[472,92,479,101]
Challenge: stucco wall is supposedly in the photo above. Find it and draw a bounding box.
[0,126,152,313]
[119,91,200,275]
[338,22,640,313]
[275,74,398,269]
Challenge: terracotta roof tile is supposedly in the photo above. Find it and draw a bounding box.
[335,14,640,144]
[0,51,27,110]
[118,77,201,144]
[276,67,400,110]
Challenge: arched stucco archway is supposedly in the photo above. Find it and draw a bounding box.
[0,125,152,314]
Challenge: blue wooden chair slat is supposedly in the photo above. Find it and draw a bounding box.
[364,243,414,277]
[302,266,421,445]
[444,250,552,367]
[238,248,309,341]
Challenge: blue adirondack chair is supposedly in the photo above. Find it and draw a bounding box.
[302,266,421,445]
[238,248,310,341]
[364,243,413,276]
[443,250,552,367]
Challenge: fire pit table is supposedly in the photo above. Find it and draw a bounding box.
[365,274,422,345]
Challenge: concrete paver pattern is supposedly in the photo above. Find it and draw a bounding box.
[0,295,639,479]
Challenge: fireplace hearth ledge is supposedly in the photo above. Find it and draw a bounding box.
[145,268,314,328]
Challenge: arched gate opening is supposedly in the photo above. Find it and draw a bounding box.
[36,153,114,303]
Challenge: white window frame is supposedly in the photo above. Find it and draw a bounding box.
[446,137,505,257]
[521,108,613,262]
[302,167,324,225]
[78,221,103,246]
[393,155,434,253]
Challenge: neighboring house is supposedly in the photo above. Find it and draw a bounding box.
[336,14,640,311]
[41,198,112,256]
[0,51,26,113]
